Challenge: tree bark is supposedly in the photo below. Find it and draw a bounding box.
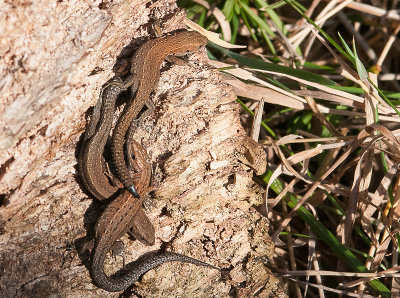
[0,0,285,296]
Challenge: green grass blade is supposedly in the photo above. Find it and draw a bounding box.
[285,194,390,297]
[283,0,352,61]
[210,42,337,86]
[240,1,275,37]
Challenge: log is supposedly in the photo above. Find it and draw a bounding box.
[0,0,285,296]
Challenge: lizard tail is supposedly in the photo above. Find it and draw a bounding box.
[91,252,219,292]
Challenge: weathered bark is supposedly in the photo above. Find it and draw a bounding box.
[0,0,285,296]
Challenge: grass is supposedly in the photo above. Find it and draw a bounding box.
[180,0,400,297]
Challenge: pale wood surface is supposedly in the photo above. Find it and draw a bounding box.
[0,0,285,296]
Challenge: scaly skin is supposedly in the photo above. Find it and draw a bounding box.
[91,141,219,292]
[111,30,208,194]
[78,78,152,240]
[79,79,125,200]
[80,30,218,292]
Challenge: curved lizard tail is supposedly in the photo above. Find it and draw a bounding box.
[91,252,220,292]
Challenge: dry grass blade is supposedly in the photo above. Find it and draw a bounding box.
[251,97,264,141]
[362,163,399,219]
[341,266,400,288]
[190,0,231,41]
[284,277,377,297]
[185,19,245,49]
[280,269,400,277]
[198,0,400,296]
[271,133,368,241]
[345,1,400,21]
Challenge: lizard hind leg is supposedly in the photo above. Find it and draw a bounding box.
[127,209,155,246]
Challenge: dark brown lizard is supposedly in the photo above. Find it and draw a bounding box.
[78,79,152,239]
[79,78,140,199]
[79,30,219,292]
[90,138,218,292]
[111,30,208,195]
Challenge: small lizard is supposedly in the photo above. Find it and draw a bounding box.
[90,138,218,292]
[79,78,140,200]
[78,79,152,240]
[111,30,208,195]
[79,30,218,292]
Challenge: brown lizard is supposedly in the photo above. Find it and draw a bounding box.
[79,78,142,199]
[90,137,218,292]
[78,79,152,239]
[79,30,219,292]
[111,30,208,195]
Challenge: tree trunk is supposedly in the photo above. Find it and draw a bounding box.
[0,0,285,296]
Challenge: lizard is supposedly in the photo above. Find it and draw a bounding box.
[110,30,208,195]
[78,79,153,240]
[90,137,219,292]
[79,78,140,199]
[79,30,218,292]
